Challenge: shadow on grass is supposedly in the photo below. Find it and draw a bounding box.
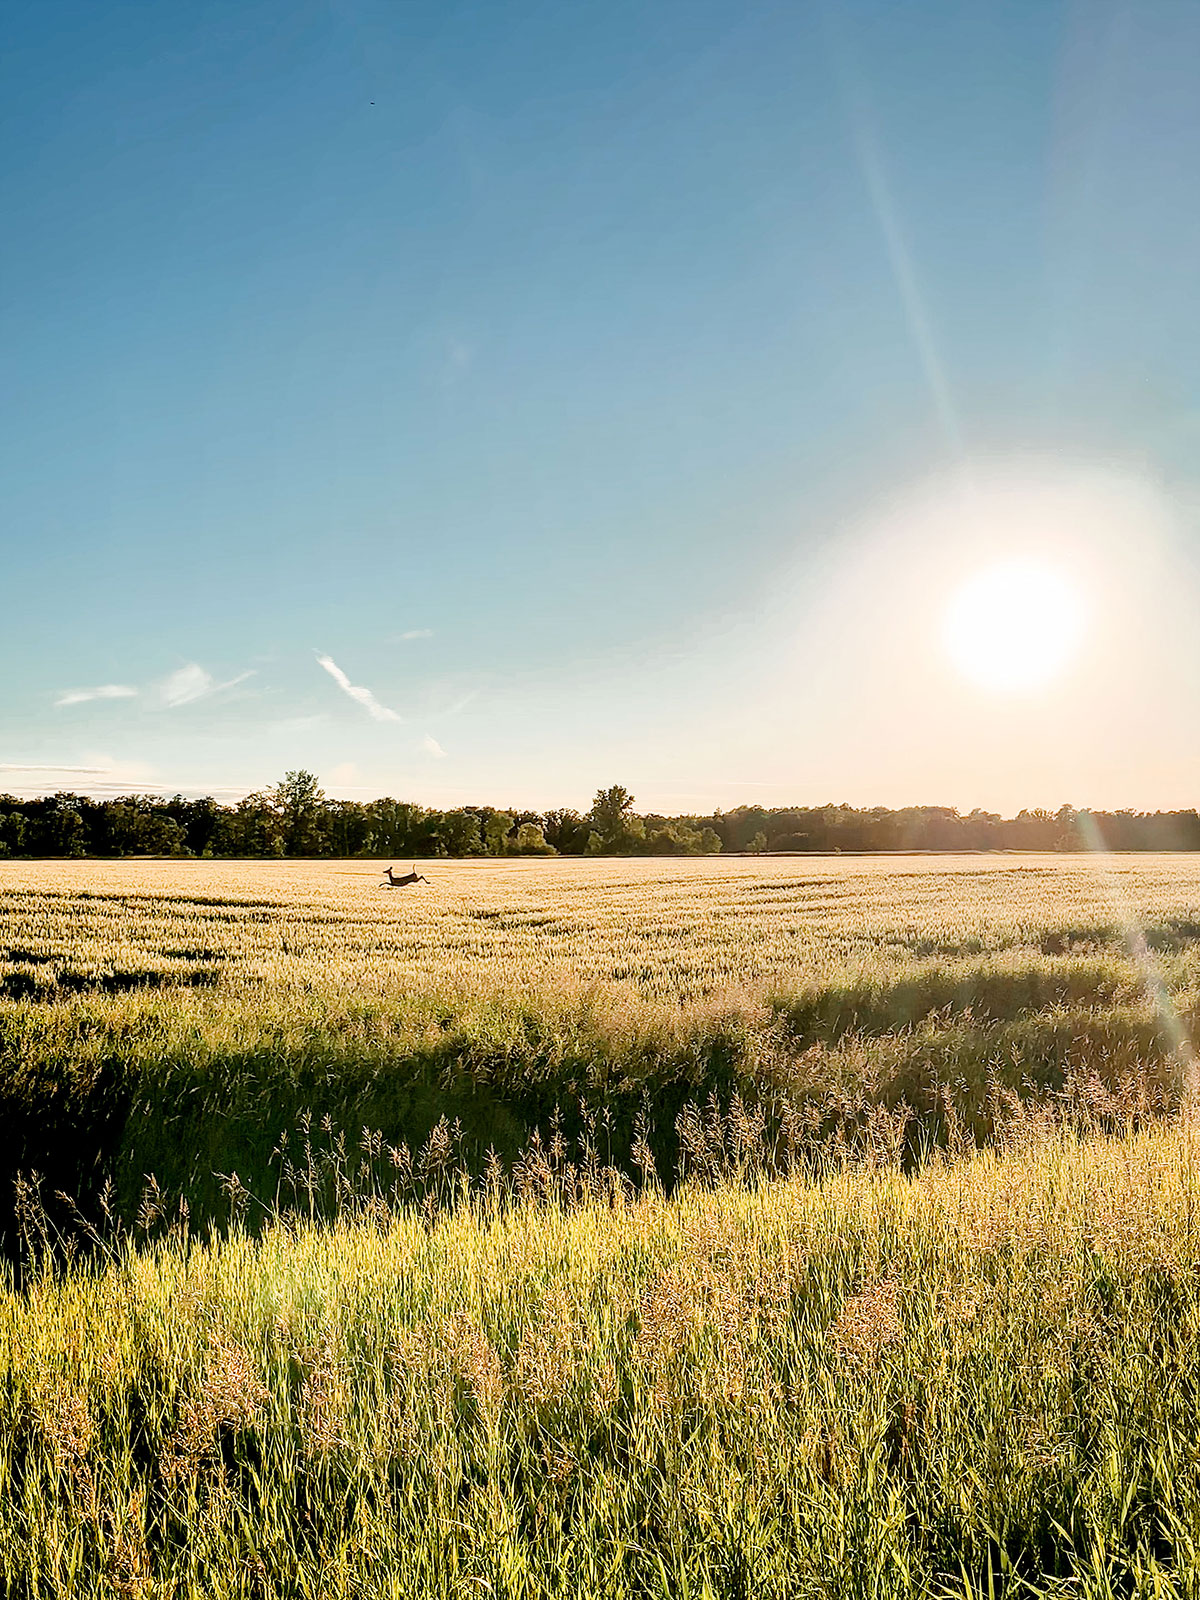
[0,957,1190,1254]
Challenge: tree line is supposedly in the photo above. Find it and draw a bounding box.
[0,776,1197,857]
[0,778,720,859]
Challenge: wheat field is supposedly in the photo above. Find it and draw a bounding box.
[5,855,1200,1594]
[6,853,1200,1004]
[3,853,1200,1220]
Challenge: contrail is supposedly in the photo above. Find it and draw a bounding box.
[316,653,403,724]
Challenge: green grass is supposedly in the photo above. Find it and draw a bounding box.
[6,858,1200,1591]
[3,854,1200,1229]
[5,1118,1200,1597]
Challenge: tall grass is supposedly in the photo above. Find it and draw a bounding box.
[4,855,1200,1230]
[6,860,1200,1591]
[4,1105,1200,1596]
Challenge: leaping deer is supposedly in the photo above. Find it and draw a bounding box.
[381,864,428,887]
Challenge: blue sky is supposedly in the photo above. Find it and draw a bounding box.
[5,0,1200,814]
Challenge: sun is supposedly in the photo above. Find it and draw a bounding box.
[942,561,1087,691]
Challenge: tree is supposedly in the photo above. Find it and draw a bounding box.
[485,812,515,855]
[590,785,634,837]
[0,809,25,856]
[327,799,375,857]
[543,808,590,854]
[95,798,188,856]
[722,806,768,852]
[644,820,723,856]
[367,800,428,858]
[431,809,484,857]
[271,771,327,855]
[747,831,767,854]
[589,785,644,852]
[26,794,88,856]
[1054,804,1078,852]
[215,793,285,856]
[514,821,555,855]
[167,796,224,857]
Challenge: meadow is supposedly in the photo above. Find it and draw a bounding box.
[7,1104,1200,1595]
[2,853,1199,1227]
[5,855,1200,1594]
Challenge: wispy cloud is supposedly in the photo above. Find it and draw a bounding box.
[0,762,109,774]
[0,760,269,800]
[0,756,159,798]
[422,734,446,758]
[160,665,212,707]
[54,684,138,708]
[159,664,254,708]
[443,688,477,717]
[78,752,161,789]
[316,654,403,723]
[400,628,433,641]
[56,666,253,710]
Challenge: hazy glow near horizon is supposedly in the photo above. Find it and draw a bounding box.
[942,562,1087,692]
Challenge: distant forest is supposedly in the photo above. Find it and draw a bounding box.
[2,774,1199,858]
